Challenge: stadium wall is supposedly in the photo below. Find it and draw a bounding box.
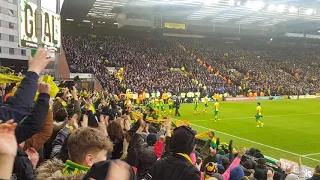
[57,47,70,79]
[225,95,318,101]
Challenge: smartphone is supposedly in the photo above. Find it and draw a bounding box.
[196,157,202,165]
[44,45,56,58]
[142,174,152,180]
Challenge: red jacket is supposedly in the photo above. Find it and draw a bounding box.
[154,141,164,159]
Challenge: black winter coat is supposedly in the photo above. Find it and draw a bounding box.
[148,154,200,180]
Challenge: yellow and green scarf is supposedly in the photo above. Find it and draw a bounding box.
[62,160,89,175]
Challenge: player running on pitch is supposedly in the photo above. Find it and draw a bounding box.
[194,95,200,115]
[255,102,263,127]
[203,95,209,114]
[168,97,174,115]
[213,99,220,122]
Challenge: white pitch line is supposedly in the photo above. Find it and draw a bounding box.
[302,153,320,157]
[190,112,320,122]
[173,118,320,163]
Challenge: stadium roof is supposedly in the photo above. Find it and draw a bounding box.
[61,0,320,32]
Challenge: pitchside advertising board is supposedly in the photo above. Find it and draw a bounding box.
[18,0,61,53]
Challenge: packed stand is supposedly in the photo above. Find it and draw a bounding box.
[63,36,196,94]
[64,35,320,96]
[0,47,319,180]
[181,40,320,95]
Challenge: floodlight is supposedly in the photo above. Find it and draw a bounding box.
[288,6,298,13]
[236,1,241,6]
[246,1,264,11]
[306,9,315,15]
[228,0,234,6]
[268,4,276,11]
[276,4,285,12]
[203,0,211,6]
[66,19,74,21]
[114,22,118,25]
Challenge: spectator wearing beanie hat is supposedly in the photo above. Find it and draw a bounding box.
[254,169,265,180]
[147,133,157,146]
[204,162,218,179]
[218,164,226,174]
[230,166,245,180]
[148,120,200,180]
[243,160,255,177]
[274,171,282,180]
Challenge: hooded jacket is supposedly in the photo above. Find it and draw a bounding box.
[148,126,200,180]
[35,158,86,180]
[148,153,200,180]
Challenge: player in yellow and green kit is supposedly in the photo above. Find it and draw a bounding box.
[194,95,200,115]
[255,102,263,128]
[160,98,165,114]
[168,98,174,115]
[213,99,220,122]
[154,98,160,110]
[203,95,209,113]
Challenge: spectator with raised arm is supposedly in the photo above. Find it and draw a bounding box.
[148,124,200,180]
[0,48,54,122]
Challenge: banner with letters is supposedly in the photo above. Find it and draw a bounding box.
[164,23,186,30]
[289,95,316,99]
[18,0,61,52]
[225,97,256,101]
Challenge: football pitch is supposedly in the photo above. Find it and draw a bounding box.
[172,99,320,167]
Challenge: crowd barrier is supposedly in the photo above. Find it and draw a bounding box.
[225,95,319,101]
[186,122,319,179]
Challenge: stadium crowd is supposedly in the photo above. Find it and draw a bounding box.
[63,36,196,94]
[181,40,320,96]
[63,35,320,96]
[0,47,320,180]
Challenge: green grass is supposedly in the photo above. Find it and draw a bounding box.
[171,99,320,167]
